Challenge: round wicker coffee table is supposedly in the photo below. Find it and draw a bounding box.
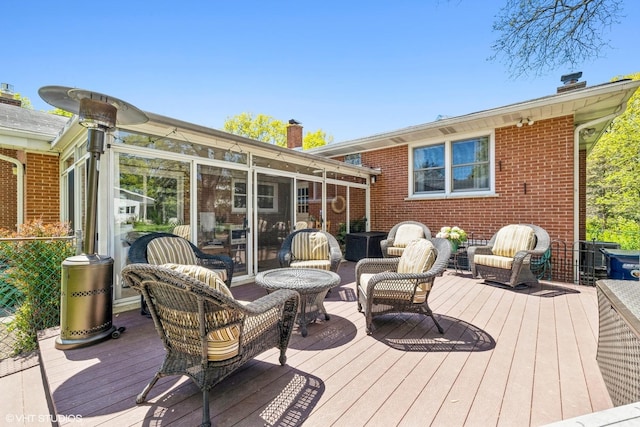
[255,268,341,337]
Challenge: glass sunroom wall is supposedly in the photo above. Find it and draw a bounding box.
[251,155,296,271]
[320,172,369,249]
[112,152,190,300]
[197,164,248,277]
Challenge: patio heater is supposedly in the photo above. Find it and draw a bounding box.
[39,86,148,350]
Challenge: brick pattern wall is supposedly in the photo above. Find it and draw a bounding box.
[0,148,18,230]
[24,152,60,224]
[349,116,577,243]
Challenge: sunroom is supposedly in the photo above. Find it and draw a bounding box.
[50,110,379,310]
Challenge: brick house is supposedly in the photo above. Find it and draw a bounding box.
[309,77,640,248]
[0,78,638,308]
[0,94,69,230]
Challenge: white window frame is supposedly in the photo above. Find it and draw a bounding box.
[232,179,278,213]
[408,131,495,199]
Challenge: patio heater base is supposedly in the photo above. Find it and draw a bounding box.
[55,254,122,350]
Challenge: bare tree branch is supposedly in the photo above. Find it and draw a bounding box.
[490,0,624,77]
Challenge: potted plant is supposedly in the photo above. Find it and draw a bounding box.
[436,226,468,252]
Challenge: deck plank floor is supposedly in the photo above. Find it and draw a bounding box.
[38,261,613,426]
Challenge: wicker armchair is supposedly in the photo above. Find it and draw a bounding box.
[356,238,451,334]
[128,232,234,315]
[380,221,432,257]
[277,229,343,273]
[121,263,299,427]
[468,224,551,288]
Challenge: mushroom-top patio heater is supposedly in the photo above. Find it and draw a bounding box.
[39,86,148,350]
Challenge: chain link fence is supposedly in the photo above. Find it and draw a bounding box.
[0,236,76,376]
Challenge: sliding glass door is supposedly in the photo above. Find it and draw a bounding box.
[256,172,292,272]
[197,164,248,277]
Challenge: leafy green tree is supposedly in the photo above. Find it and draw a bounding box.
[224,112,331,148]
[303,129,333,149]
[586,72,640,248]
[50,107,73,118]
[223,113,287,146]
[13,91,71,117]
[491,0,625,77]
[12,93,33,109]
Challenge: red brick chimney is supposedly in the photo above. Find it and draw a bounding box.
[287,120,303,149]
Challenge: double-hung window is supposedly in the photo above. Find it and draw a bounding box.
[412,135,491,196]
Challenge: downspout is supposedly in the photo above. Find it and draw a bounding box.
[0,154,24,227]
[573,105,627,246]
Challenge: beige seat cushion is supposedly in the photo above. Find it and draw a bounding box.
[393,224,425,248]
[386,246,406,257]
[473,254,515,270]
[292,232,329,261]
[290,260,331,270]
[492,225,536,258]
[162,264,239,361]
[361,239,436,304]
[147,237,198,265]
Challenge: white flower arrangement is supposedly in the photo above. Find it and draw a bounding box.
[436,226,468,246]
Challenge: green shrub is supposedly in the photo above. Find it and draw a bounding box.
[586,216,640,250]
[0,220,75,355]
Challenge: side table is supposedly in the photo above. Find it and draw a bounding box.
[451,244,469,273]
[255,268,341,337]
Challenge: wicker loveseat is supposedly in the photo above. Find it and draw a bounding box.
[380,221,432,257]
[356,238,451,334]
[277,229,343,273]
[121,263,299,427]
[468,224,550,288]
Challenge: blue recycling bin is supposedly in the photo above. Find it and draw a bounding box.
[600,249,640,280]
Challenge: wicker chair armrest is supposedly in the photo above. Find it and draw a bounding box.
[356,257,401,281]
[329,245,343,262]
[513,248,546,263]
[370,270,440,284]
[278,250,293,267]
[242,289,299,315]
[467,245,493,259]
[379,239,389,256]
[381,237,395,248]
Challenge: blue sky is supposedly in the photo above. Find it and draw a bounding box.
[4,1,638,142]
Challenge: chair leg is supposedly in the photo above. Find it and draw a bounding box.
[422,304,444,334]
[201,389,211,427]
[431,314,444,334]
[136,373,160,404]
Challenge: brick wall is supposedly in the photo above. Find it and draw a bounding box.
[348,115,577,243]
[0,148,18,230]
[24,152,60,224]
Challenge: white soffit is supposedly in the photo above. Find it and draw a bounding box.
[310,79,640,157]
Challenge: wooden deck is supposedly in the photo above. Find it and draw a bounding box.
[38,262,613,426]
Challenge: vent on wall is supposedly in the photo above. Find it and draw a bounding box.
[438,126,457,135]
